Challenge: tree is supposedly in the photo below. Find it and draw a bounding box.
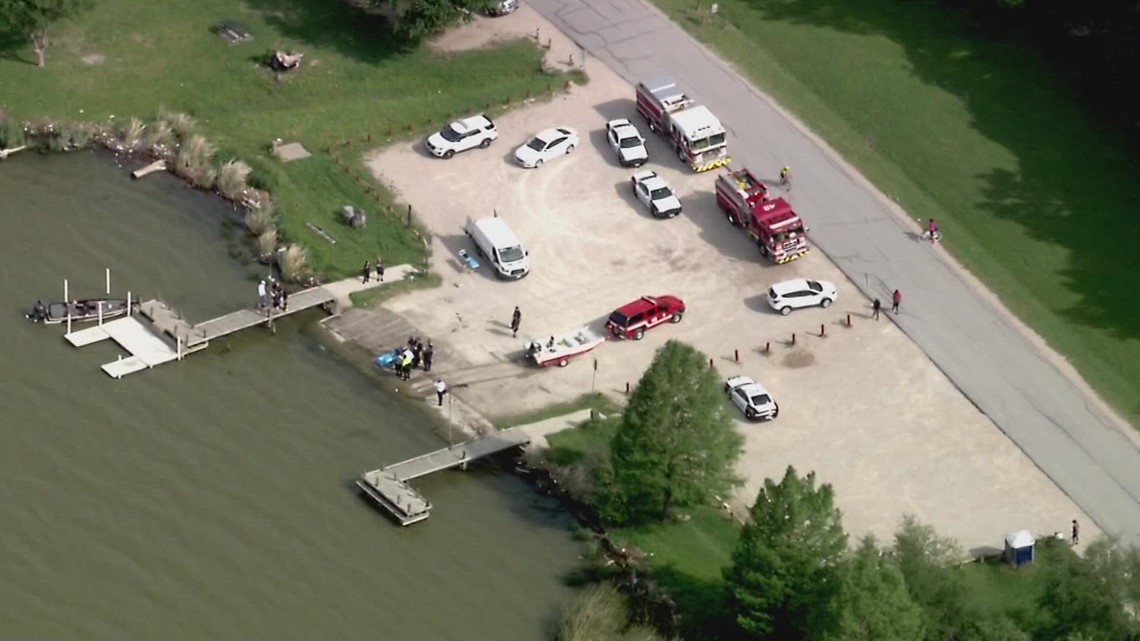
[723,466,848,640]
[827,536,925,641]
[892,515,977,641]
[1036,539,1140,641]
[602,340,742,525]
[371,0,493,41]
[0,0,94,67]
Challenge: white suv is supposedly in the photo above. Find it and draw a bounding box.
[767,278,838,315]
[725,375,779,421]
[425,115,498,158]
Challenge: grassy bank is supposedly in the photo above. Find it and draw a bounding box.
[647,0,1140,425]
[0,0,571,278]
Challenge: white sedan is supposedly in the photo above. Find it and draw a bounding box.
[724,375,779,421]
[766,278,838,315]
[630,170,682,219]
[514,127,579,168]
[606,118,648,167]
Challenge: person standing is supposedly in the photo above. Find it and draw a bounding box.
[281,289,289,312]
[891,289,901,315]
[257,280,268,309]
[401,349,414,381]
[376,257,385,282]
[422,342,434,373]
[361,260,371,284]
[872,298,881,321]
[434,379,448,406]
[1071,519,1080,546]
[510,306,522,338]
[411,340,423,369]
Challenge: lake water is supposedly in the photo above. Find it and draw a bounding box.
[0,151,578,641]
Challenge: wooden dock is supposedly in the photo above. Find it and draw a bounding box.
[356,429,531,526]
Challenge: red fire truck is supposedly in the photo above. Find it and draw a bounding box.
[635,78,730,173]
[714,167,809,264]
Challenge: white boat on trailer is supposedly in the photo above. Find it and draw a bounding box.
[524,326,606,368]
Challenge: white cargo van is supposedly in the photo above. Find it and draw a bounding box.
[465,215,530,279]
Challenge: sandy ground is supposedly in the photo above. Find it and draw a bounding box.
[357,6,1098,550]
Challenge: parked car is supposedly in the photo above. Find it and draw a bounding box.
[630,170,682,219]
[425,115,498,158]
[605,295,685,340]
[724,375,779,421]
[605,118,648,167]
[766,278,838,315]
[514,127,579,168]
[488,0,520,15]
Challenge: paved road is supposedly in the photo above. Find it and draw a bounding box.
[528,0,1140,544]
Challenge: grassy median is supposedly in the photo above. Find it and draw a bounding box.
[0,0,571,278]
[648,0,1140,426]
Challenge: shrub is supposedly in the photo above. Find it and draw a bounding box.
[244,205,274,237]
[159,109,196,143]
[145,120,176,157]
[254,227,278,257]
[556,583,664,641]
[278,244,309,282]
[216,159,252,202]
[118,117,146,151]
[175,135,217,189]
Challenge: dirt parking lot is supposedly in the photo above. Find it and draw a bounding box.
[363,8,1097,550]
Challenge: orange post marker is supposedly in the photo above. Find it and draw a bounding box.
[625,382,630,395]
[734,349,740,362]
[820,324,826,338]
[791,333,797,346]
[846,314,852,327]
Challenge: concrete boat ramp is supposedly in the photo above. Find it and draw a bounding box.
[356,428,531,525]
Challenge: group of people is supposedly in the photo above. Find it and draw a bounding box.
[361,257,385,284]
[256,278,288,314]
[393,336,434,380]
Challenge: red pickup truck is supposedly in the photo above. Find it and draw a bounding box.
[605,295,686,340]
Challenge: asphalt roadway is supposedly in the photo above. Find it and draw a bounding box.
[526,0,1140,544]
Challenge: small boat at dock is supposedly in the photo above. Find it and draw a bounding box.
[26,297,135,324]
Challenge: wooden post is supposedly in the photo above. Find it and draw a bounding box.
[98,301,103,327]
[177,335,182,360]
[105,268,111,295]
[64,278,71,335]
[406,204,412,227]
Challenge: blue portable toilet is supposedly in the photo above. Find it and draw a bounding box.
[1004,530,1035,566]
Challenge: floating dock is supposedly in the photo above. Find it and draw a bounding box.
[356,429,531,525]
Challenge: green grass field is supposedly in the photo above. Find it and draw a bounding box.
[647,0,1140,426]
[0,0,570,277]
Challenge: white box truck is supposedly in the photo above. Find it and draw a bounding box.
[464,215,530,279]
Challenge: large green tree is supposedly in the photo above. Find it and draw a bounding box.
[827,536,925,641]
[602,340,742,524]
[0,0,93,67]
[1036,539,1140,641]
[723,466,848,640]
[370,0,493,41]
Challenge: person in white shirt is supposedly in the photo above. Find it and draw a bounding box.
[434,379,448,406]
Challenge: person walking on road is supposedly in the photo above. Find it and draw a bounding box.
[361,260,371,284]
[510,306,522,338]
[434,379,448,406]
[423,342,434,373]
[1072,519,1080,546]
[891,289,902,315]
[872,298,881,321]
[376,257,385,282]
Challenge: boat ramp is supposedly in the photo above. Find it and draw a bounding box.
[356,428,531,525]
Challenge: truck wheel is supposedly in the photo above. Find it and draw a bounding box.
[780,306,792,316]
[647,119,658,133]
[443,150,455,159]
[670,312,683,323]
[820,298,832,309]
[677,148,687,164]
[633,328,645,341]
[479,138,492,149]
[558,358,568,368]
[759,244,769,257]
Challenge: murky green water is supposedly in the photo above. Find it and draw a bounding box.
[0,151,577,641]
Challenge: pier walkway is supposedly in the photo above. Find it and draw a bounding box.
[356,429,531,525]
[65,266,417,378]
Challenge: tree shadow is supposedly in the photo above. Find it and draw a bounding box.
[648,564,741,641]
[726,0,1140,411]
[241,0,414,64]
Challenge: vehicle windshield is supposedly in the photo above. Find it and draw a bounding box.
[807,280,822,293]
[498,245,525,263]
[439,125,464,143]
[526,137,547,151]
[751,393,772,406]
[608,311,629,327]
[650,187,672,201]
[620,137,642,149]
[688,132,726,151]
[772,226,804,244]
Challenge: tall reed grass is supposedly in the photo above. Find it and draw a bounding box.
[216,159,252,202]
[278,244,310,283]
